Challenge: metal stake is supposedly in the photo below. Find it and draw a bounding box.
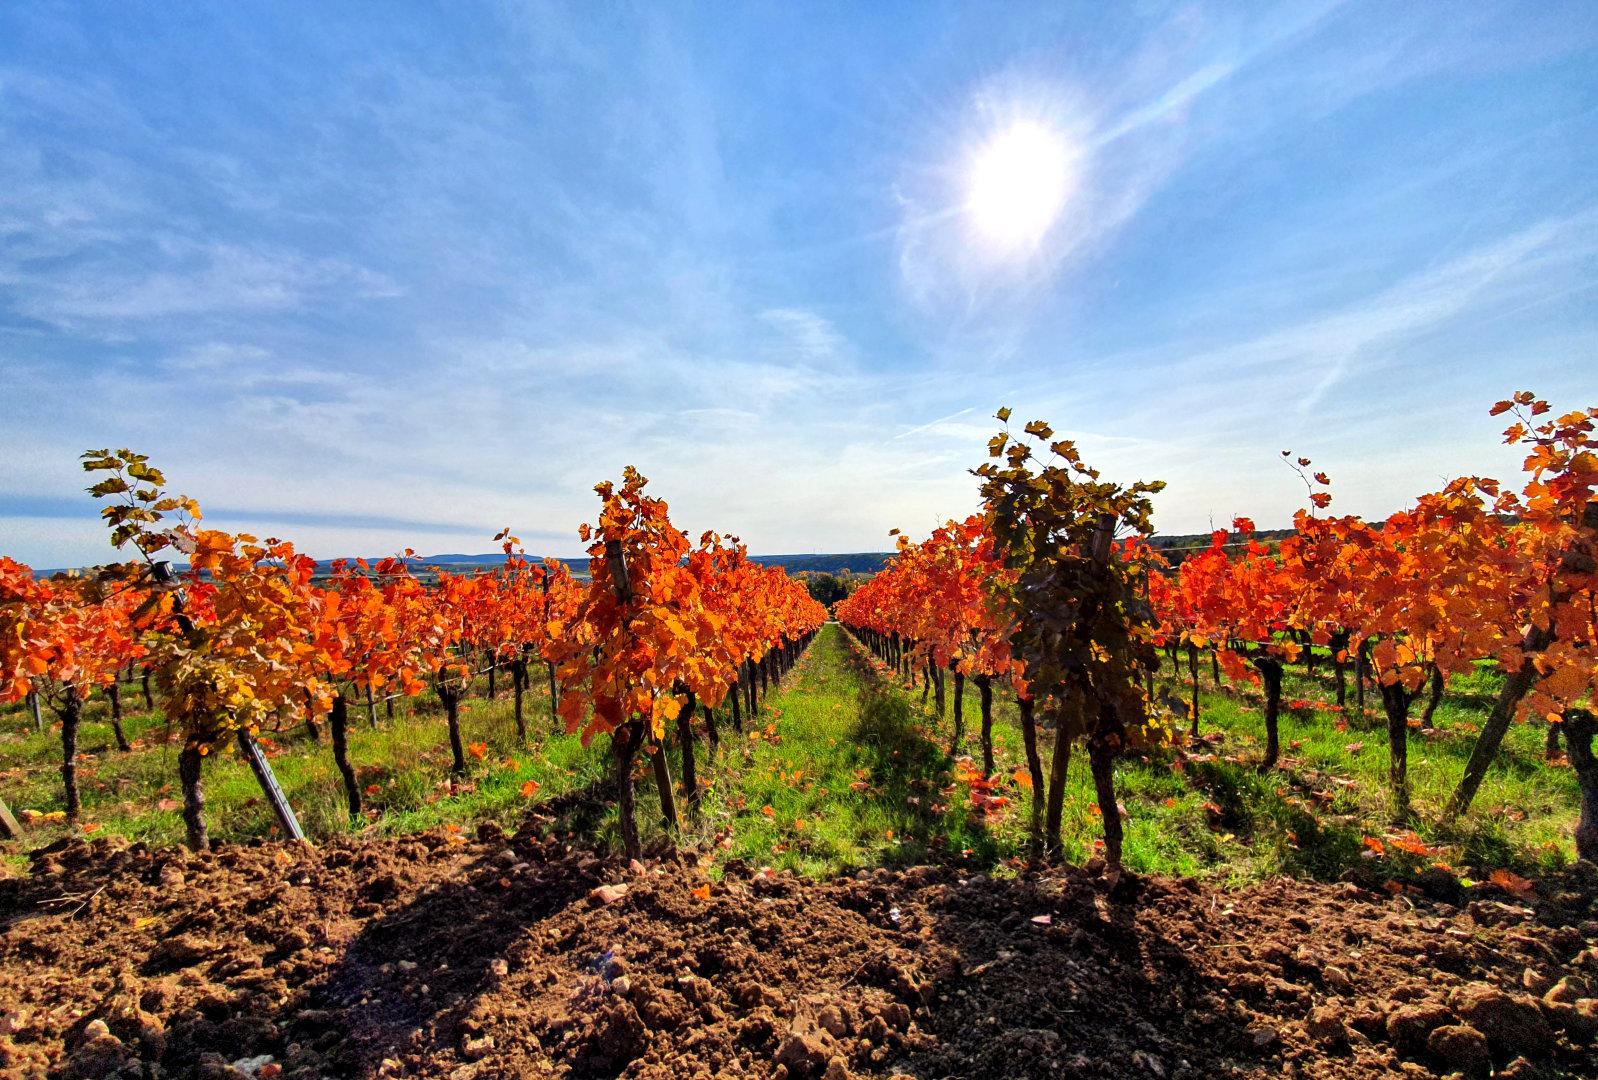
[237,730,306,841]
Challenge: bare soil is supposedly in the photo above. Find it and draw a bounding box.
[2,826,1596,1079]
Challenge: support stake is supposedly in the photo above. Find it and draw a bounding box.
[0,793,21,840]
[236,730,306,841]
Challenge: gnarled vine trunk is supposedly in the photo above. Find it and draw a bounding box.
[950,668,965,752]
[1419,665,1445,730]
[652,733,679,836]
[438,683,466,774]
[59,688,82,819]
[1017,695,1044,852]
[1253,655,1284,770]
[330,694,360,817]
[1379,680,1414,822]
[1563,710,1597,863]
[511,657,528,744]
[1354,639,1370,718]
[107,682,131,751]
[179,742,209,851]
[1044,694,1074,856]
[1330,631,1350,710]
[677,689,699,814]
[977,675,995,777]
[1187,642,1200,736]
[1089,728,1123,871]
[613,721,642,861]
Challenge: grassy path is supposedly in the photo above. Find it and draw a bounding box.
[693,622,992,875]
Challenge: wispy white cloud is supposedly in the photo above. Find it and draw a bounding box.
[13,241,401,325]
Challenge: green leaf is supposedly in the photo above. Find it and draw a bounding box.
[87,477,130,497]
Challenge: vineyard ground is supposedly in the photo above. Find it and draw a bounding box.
[0,626,1580,885]
[1,628,1596,1077]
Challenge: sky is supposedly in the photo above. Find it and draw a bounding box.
[2,1,1595,568]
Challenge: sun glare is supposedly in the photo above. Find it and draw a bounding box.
[965,120,1075,252]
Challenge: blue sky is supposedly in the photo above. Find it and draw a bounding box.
[2,1,1595,567]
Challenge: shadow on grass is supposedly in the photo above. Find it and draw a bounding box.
[841,639,1002,870]
[1175,755,1366,881]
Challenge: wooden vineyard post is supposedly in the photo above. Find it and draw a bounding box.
[0,792,21,840]
[237,730,306,841]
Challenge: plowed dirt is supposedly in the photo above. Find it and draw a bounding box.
[3,827,1595,1079]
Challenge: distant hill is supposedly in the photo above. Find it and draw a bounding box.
[359,552,896,575]
[1144,528,1297,567]
[312,553,895,575]
[34,537,1292,579]
[747,553,893,575]
[400,553,529,566]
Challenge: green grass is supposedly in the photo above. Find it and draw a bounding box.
[0,680,606,856]
[915,648,1578,883]
[0,626,1582,887]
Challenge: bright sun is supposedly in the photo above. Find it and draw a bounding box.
[965,120,1075,252]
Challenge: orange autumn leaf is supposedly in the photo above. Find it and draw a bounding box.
[1488,868,1536,896]
[519,779,540,798]
[691,883,712,901]
[467,741,488,761]
[1387,831,1432,857]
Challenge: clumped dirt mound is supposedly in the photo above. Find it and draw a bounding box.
[1,829,1595,1080]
